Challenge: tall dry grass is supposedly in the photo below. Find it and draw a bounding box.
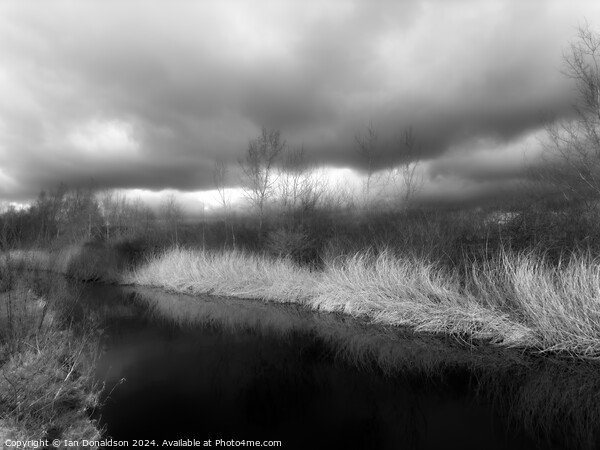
[126,246,600,357]
[314,251,535,347]
[125,247,314,303]
[12,243,600,357]
[467,251,600,357]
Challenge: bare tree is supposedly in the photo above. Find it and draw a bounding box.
[130,197,155,236]
[542,22,600,206]
[213,160,229,212]
[278,146,305,215]
[34,183,67,243]
[390,126,423,207]
[213,160,235,248]
[162,192,182,244]
[355,123,423,210]
[98,190,115,240]
[59,185,100,243]
[277,145,328,220]
[240,127,286,234]
[98,190,150,240]
[355,121,381,205]
[112,191,130,238]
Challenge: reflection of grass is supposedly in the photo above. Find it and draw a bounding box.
[478,358,600,450]
[127,247,600,358]
[0,261,103,441]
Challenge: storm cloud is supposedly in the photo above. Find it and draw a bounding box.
[0,0,598,204]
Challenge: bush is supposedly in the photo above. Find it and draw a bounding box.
[266,226,320,266]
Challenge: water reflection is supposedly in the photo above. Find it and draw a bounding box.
[81,285,600,449]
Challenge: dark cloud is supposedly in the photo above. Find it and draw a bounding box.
[0,0,599,205]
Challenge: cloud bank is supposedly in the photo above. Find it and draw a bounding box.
[0,0,598,205]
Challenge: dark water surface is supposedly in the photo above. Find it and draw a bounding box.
[73,283,600,450]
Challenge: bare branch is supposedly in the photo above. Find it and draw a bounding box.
[239,127,286,233]
[540,23,600,205]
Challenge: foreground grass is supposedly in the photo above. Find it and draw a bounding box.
[126,247,600,358]
[0,264,103,442]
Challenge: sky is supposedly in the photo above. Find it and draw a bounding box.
[1,0,599,213]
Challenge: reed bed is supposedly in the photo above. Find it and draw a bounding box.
[126,246,600,357]
[468,252,600,357]
[9,244,600,357]
[314,251,535,346]
[126,248,315,303]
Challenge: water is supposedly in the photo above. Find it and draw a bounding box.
[71,283,600,449]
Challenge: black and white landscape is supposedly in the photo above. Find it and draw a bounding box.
[2,1,600,449]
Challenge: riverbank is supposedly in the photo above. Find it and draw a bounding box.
[125,247,600,358]
[6,244,600,358]
[0,262,103,443]
[3,244,600,448]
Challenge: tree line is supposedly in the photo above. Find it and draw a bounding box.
[0,185,157,249]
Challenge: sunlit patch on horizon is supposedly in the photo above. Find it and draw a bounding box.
[67,119,140,158]
[106,188,245,217]
[0,201,29,212]
[320,167,362,188]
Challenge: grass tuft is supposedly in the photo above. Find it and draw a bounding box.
[125,247,315,303]
[468,251,600,357]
